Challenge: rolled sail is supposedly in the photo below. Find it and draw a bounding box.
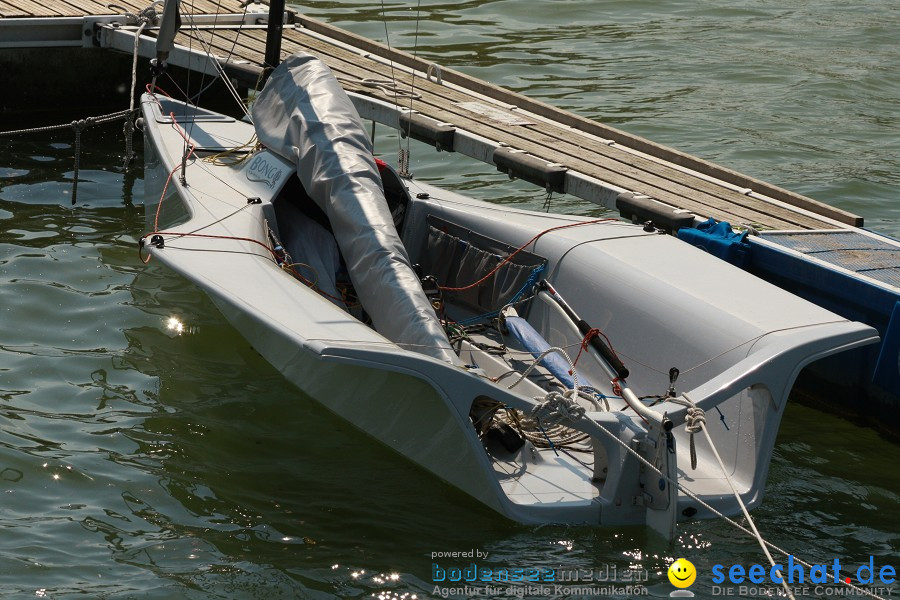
[251,53,460,365]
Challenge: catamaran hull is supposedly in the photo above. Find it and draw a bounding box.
[140,91,879,528]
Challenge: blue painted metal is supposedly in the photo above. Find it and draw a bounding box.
[746,231,900,416]
[734,229,900,437]
[872,301,900,392]
[661,221,900,435]
[749,235,900,328]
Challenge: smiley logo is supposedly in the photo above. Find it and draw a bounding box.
[668,558,696,588]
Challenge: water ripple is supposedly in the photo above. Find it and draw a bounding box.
[0,2,897,597]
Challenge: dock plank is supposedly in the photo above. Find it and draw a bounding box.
[0,0,54,17]
[290,13,863,227]
[277,30,831,230]
[2,1,862,231]
[0,0,70,17]
[183,27,825,230]
[0,0,246,17]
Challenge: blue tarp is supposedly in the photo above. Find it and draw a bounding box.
[505,315,594,390]
[677,218,751,268]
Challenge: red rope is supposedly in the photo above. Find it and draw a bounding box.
[140,230,351,306]
[152,163,182,234]
[146,83,173,97]
[569,327,600,374]
[138,101,352,305]
[439,218,616,292]
[611,377,623,397]
[150,112,196,234]
[146,230,279,257]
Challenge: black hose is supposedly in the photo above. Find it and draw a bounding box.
[539,281,630,380]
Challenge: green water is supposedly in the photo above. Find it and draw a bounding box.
[1,1,898,598]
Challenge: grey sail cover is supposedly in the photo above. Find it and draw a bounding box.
[252,53,460,365]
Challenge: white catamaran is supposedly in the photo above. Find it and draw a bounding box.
[137,0,879,537]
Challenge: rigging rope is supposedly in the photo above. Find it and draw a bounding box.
[378,0,406,172]
[454,264,545,327]
[182,3,255,104]
[202,134,260,166]
[0,109,136,205]
[568,408,888,600]
[0,110,135,138]
[667,395,705,470]
[403,0,423,176]
[680,393,796,600]
[180,12,253,121]
[495,345,610,449]
[506,345,579,391]
[120,0,163,171]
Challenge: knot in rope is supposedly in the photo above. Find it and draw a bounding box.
[107,1,160,25]
[137,2,161,25]
[670,395,706,470]
[685,405,705,470]
[531,391,586,427]
[685,405,706,434]
[611,377,623,396]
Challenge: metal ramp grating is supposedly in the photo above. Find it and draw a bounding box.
[760,231,900,288]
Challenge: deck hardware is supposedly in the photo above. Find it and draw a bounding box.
[493,147,566,194]
[398,112,456,152]
[426,62,443,84]
[617,192,694,233]
[667,368,679,397]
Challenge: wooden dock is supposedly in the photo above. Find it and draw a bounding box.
[0,0,863,230]
[6,1,900,438]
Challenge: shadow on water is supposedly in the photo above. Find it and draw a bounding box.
[70,262,669,599]
[0,118,143,211]
[103,262,900,599]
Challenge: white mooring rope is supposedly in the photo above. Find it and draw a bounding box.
[577,395,887,600]
[681,393,795,600]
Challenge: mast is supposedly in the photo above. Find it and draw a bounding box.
[264,0,286,73]
[152,0,181,85]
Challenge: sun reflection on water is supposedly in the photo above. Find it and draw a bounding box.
[166,316,185,334]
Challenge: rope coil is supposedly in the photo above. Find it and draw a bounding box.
[495,346,608,449]
[531,391,587,427]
